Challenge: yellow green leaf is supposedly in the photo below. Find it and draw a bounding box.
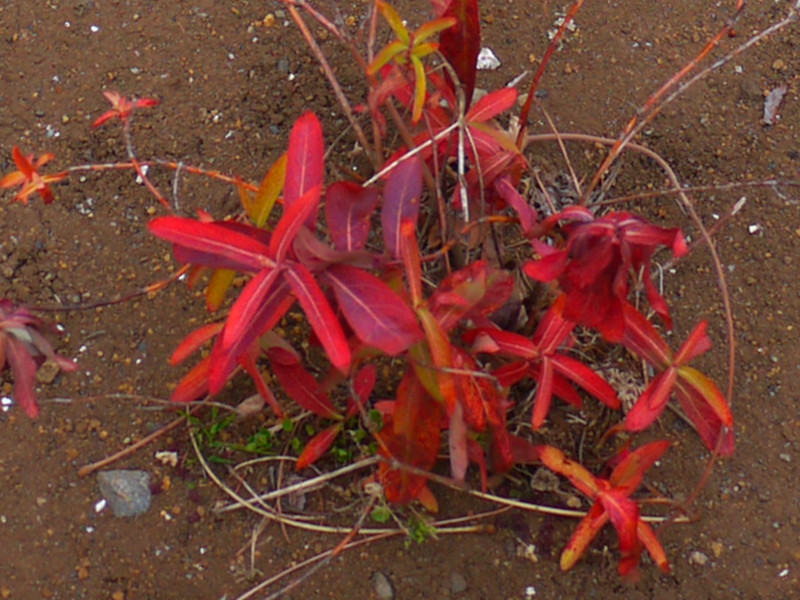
[250,152,287,227]
[376,0,410,45]
[206,268,236,312]
[414,16,456,44]
[367,39,408,75]
[411,54,426,123]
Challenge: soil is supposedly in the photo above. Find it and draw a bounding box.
[1,1,799,599]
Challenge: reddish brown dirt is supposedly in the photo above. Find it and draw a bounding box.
[1,2,799,599]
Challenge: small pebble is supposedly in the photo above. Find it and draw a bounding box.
[371,571,394,600]
[689,550,709,566]
[779,453,791,463]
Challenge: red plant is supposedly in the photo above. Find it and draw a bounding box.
[468,294,620,430]
[0,299,77,418]
[92,90,160,128]
[0,146,66,205]
[621,304,735,455]
[524,207,688,342]
[539,442,672,579]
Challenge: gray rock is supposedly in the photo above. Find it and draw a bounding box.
[371,571,394,600]
[97,470,152,517]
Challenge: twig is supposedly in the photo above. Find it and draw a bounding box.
[77,407,197,477]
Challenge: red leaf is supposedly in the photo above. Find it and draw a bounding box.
[621,303,673,369]
[169,322,225,365]
[624,369,677,432]
[674,368,735,455]
[532,358,554,429]
[347,363,378,417]
[551,354,621,410]
[438,0,481,106]
[284,263,351,373]
[598,491,641,578]
[209,272,291,393]
[523,251,568,283]
[326,264,422,356]
[238,352,284,417]
[325,182,380,251]
[284,112,325,227]
[469,328,539,359]
[5,337,40,418]
[268,351,339,418]
[296,424,343,470]
[429,261,514,331]
[268,184,322,262]
[560,502,608,571]
[609,440,671,494]
[377,371,442,504]
[674,320,713,365]
[170,356,212,403]
[493,175,537,235]
[637,521,671,574]
[381,156,423,258]
[538,445,600,497]
[466,87,517,123]
[149,217,272,273]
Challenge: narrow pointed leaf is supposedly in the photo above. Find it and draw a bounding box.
[209,272,291,393]
[284,263,351,373]
[268,351,339,418]
[674,367,735,455]
[238,352,284,417]
[5,337,40,418]
[609,440,671,493]
[467,88,518,123]
[206,268,236,312]
[297,424,343,470]
[268,184,322,262]
[598,491,641,578]
[674,320,713,365]
[560,503,608,571]
[376,0,411,45]
[538,445,600,498]
[621,303,673,369]
[438,0,481,105]
[551,354,621,410]
[637,521,671,574]
[449,401,469,482]
[250,152,287,227]
[170,321,225,365]
[284,112,324,227]
[532,358,554,429]
[381,156,423,258]
[170,355,212,403]
[149,217,271,273]
[624,369,677,432]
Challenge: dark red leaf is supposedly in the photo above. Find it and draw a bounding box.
[169,322,225,365]
[268,350,339,418]
[325,181,380,251]
[326,264,422,355]
[5,337,40,418]
[429,261,514,331]
[381,156,423,258]
[437,0,481,106]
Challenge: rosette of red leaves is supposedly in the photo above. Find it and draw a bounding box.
[524,207,688,342]
[0,299,77,418]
